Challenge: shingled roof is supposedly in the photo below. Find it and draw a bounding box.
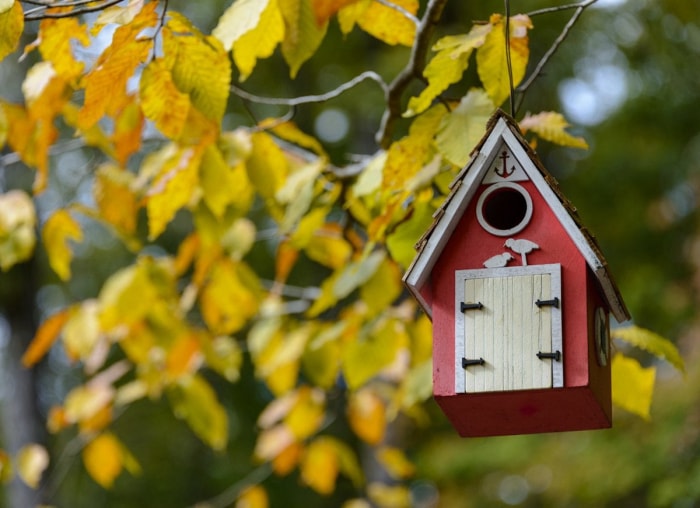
[403,109,630,323]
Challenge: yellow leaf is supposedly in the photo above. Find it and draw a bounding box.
[368,482,411,508]
[139,58,191,140]
[36,16,90,81]
[354,0,417,46]
[612,353,656,420]
[377,447,415,479]
[613,325,685,374]
[519,111,589,149]
[0,190,37,271]
[82,433,124,488]
[237,485,269,508]
[405,25,492,117]
[305,224,353,269]
[94,164,139,236]
[383,106,446,192]
[98,262,157,330]
[386,197,435,270]
[263,119,328,158]
[307,250,384,317]
[64,384,114,424]
[247,132,289,201]
[168,375,229,450]
[202,335,243,382]
[62,300,100,362]
[199,146,239,218]
[401,359,432,408]
[436,88,494,167]
[42,209,83,281]
[301,437,339,495]
[146,145,202,240]
[3,103,57,192]
[21,309,69,367]
[232,0,285,81]
[359,258,402,316]
[302,322,343,389]
[348,388,386,445]
[17,444,49,489]
[342,317,406,389]
[285,386,325,440]
[0,1,23,62]
[278,0,328,78]
[476,14,532,107]
[213,0,272,51]
[163,16,231,122]
[200,259,261,334]
[79,7,156,128]
[94,0,144,26]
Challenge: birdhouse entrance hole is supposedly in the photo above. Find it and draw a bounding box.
[476,182,533,236]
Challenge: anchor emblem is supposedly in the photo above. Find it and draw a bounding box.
[494,150,516,178]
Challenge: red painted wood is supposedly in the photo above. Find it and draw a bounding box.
[428,181,612,435]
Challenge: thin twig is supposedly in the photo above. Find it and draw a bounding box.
[231,70,387,107]
[376,0,448,148]
[375,0,419,27]
[23,0,122,20]
[516,0,597,106]
[526,0,597,17]
[504,0,515,117]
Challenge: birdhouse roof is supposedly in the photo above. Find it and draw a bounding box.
[403,109,630,323]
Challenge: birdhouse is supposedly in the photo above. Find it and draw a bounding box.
[403,110,630,437]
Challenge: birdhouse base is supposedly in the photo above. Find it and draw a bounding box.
[435,386,611,437]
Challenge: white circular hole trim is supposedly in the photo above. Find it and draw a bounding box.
[476,182,533,237]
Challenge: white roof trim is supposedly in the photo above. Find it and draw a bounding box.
[404,115,629,323]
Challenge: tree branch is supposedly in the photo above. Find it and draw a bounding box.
[22,0,123,21]
[375,0,448,149]
[516,0,598,104]
[231,70,387,107]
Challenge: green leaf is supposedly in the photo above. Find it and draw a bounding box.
[613,325,685,374]
[435,88,494,167]
[405,25,491,117]
[168,374,229,450]
[386,197,435,269]
[611,353,656,420]
[279,0,328,78]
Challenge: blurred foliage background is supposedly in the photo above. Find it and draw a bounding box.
[1,0,699,506]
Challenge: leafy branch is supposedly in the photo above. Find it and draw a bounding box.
[375,0,448,148]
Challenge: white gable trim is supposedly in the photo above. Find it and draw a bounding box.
[404,116,629,323]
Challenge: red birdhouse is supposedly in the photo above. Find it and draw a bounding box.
[403,110,630,437]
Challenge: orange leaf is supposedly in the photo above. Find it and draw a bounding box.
[275,240,299,284]
[166,333,202,379]
[347,388,386,445]
[112,101,144,166]
[22,309,70,367]
[42,208,83,280]
[312,0,361,25]
[271,442,302,476]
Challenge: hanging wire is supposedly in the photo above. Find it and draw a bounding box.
[504,0,516,116]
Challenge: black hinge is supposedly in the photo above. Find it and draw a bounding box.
[536,351,562,362]
[460,302,483,312]
[462,357,485,368]
[535,297,560,308]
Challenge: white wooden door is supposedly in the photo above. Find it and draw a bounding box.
[455,264,563,393]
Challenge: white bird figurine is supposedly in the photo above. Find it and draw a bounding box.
[483,252,514,268]
[504,238,540,266]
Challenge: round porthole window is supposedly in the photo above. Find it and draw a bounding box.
[476,182,533,236]
[594,307,610,367]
